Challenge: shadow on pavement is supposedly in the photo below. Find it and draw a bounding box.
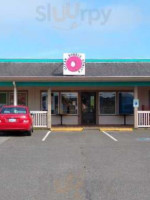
[0,131,28,137]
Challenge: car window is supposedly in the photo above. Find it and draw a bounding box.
[0,107,27,114]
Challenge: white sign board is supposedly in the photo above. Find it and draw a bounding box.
[63,53,85,75]
[133,99,139,108]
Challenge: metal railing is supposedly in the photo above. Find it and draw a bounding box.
[138,111,150,127]
[30,111,48,128]
[30,110,150,128]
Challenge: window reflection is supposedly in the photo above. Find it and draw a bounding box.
[61,93,78,114]
[119,92,134,114]
[100,92,116,114]
[41,92,59,114]
[9,92,27,106]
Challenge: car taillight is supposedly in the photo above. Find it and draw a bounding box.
[23,120,29,123]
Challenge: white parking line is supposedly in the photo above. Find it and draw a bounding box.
[102,131,118,142]
[42,131,51,142]
[0,137,10,145]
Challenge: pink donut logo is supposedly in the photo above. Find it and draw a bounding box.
[66,56,82,72]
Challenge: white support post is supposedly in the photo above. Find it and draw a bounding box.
[47,88,51,129]
[134,86,138,129]
[13,81,17,106]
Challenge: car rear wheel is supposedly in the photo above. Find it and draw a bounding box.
[26,130,32,136]
[28,131,32,136]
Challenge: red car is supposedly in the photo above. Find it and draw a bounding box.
[0,105,33,136]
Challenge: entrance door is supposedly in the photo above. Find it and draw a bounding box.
[81,92,96,125]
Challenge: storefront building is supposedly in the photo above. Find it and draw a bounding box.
[0,57,150,128]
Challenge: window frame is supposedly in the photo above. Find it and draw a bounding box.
[60,92,78,115]
[40,91,60,115]
[99,92,116,115]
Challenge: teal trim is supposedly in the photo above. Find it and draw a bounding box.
[86,59,150,63]
[0,82,13,87]
[16,81,150,87]
[0,59,63,63]
[0,81,150,87]
[1,59,150,63]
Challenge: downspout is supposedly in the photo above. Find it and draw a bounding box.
[13,81,17,106]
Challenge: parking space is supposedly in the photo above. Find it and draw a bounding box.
[100,129,150,142]
[0,129,150,200]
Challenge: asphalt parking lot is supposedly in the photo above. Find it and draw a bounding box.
[0,129,150,200]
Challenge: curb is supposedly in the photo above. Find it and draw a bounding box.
[100,128,133,132]
[51,128,83,132]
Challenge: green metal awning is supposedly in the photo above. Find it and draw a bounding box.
[0,82,13,87]
[1,81,150,87]
[15,81,150,87]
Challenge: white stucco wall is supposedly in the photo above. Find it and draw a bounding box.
[99,115,134,125]
[52,115,78,125]
[52,116,61,125]
[138,87,149,110]
[0,86,148,126]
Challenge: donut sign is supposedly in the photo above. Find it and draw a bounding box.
[63,53,85,75]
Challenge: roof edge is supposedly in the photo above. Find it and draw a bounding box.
[1,59,150,63]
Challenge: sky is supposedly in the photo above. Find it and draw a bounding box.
[0,0,150,59]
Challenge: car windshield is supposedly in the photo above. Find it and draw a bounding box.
[0,107,27,114]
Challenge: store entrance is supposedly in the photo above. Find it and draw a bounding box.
[81,92,96,125]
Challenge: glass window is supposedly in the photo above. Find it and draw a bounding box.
[0,92,7,107]
[61,92,78,114]
[100,92,116,114]
[9,92,27,106]
[41,92,59,114]
[119,92,134,114]
[51,93,59,114]
[1,107,27,114]
[41,92,48,111]
[9,93,13,105]
[18,92,27,106]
